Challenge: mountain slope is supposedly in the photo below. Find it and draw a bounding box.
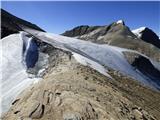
[62,21,160,61]
[1,9,45,38]
[132,27,160,48]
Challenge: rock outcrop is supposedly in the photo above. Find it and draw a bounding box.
[132,27,160,49]
[1,9,45,38]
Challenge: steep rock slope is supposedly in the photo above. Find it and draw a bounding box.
[132,27,160,49]
[1,9,45,38]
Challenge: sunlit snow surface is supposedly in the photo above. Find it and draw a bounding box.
[0,33,49,114]
[132,27,146,38]
[116,19,124,24]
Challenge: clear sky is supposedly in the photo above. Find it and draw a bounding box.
[1,1,160,35]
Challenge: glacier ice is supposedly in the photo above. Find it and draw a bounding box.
[20,32,39,69]
[1,32,49,114]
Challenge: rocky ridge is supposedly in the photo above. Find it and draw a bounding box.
[1,9,45,38]
[2,52,160,120]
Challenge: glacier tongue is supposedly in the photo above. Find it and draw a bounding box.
[1,33,49,114]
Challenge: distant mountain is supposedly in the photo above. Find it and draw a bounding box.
[62,20,160,61]
[132,27,160,49]
[1,9,45,38]
[62,20,135,43]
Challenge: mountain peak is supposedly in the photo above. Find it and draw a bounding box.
[132,27,160,48]
[116,20,125,25]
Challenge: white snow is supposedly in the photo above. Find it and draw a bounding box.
[116,20,124,24]
[73,53,111,78]
[132,27,146,38]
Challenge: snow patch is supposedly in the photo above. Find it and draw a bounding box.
[116,20,124,24]
[132,27,146,38]
[73,53,111,78]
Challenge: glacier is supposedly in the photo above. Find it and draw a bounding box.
[0,33,49,115]
[22,28,160,90]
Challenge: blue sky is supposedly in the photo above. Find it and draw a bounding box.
[2,1,160,35]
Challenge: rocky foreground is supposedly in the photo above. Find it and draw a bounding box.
[2,51,160,120]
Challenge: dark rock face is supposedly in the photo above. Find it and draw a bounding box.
[132,56,160,88]
[140,28,160,49]
[1,9,45,38]
[1,26,18,38]
[123,51,160,90]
